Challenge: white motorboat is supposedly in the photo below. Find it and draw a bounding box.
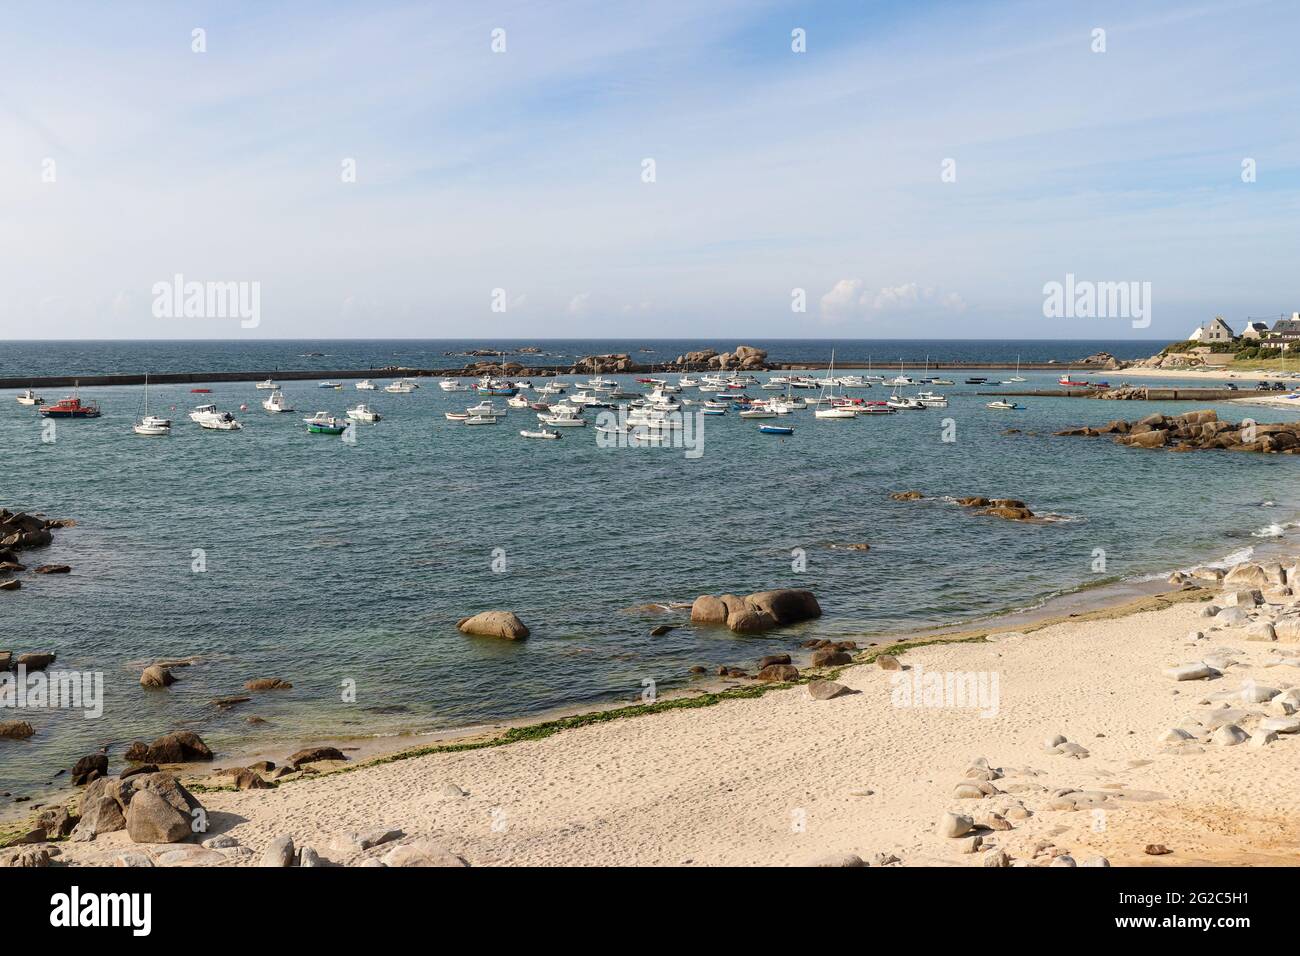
[262,389,294,413]
[318,381,343,389]
[384,381,415,394]
[506,395,530,409]
[676,376,700,388]
[445,411,469,421]
[886,395,924,409]
[355,380,377,390]
[16,389,43,406]
[347,403,381,423]
[439,379,469,392]
[255,379,277,390]
[519,428,562,439]
[467,400,507,417]
[739,408,776,419]
[987,400,1022,410]
[815,406,857,419]
[854,403,896,415]
[190,404,242,431]
[916,391,949,408]
[535,383,563,396]
[538,406,586,427]
[463,414,499,425]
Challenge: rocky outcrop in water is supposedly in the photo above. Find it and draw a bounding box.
[457,611,530,640]
[1057,409,1300,454]
[0,510,72,590]
[690,589,821,634]
[123,731,214,765]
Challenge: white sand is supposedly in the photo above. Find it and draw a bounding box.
[55,590,1300,867]
[1119,365,1299,383]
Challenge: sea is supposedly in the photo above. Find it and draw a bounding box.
[3,338,1299,800]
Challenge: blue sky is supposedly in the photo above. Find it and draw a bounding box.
[1,0,1297,340]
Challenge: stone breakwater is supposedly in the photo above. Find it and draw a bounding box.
[1055,409,1300,453]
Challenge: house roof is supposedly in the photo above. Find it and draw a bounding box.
[1272,319,1300,335]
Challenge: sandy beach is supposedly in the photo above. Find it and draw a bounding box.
[1119,365,1300,383]
[32,574,1300,868]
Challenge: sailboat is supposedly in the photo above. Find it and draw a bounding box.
[814,350,856,419]
[133,375,171,435]
[1003,355,1026,384]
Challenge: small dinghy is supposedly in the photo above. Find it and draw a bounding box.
[520,428,562,439]
[758,424,794,435]
[445,411,470,421]
[986,400,1022,410]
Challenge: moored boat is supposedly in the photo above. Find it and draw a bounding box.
[16,389,43,406]
[347,403,381,423]
[758,424,794,435]
[41,386,101,419]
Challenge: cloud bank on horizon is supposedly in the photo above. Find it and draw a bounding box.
[0,0,1296,341]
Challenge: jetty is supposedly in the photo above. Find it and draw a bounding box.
[980,387,1257,401]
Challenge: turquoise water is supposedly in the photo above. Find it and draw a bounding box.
[2,349,1299,798]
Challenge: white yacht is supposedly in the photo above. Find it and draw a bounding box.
[190,404,242,431]
[439,378,469,392]
[347,403,381,423]
[467,400,507,417]
[506,394,530,409]
[133,376,171,436]
[463,414,499,425]
[255,379,277,390]
[916,391,949,408]
[813,350,857,419]
[384,381,416,394]
[16,389,43,406]
[987,400,1022,410]
[355,380,377,391]
[262,389,294,413]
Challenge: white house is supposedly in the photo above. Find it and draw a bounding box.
[1240,321,1270,340]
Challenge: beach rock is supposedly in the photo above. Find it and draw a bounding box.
[1274,616,1300,642]
[1050,855,1077,867]
[0,846,51,868]
[1244,621,1277,642]
[36,806,76,839]
[1210,724,1249,746]
[648,625,676,637]
[0,580,19,591]
[212,696,251,709]
[71,753,108,785]
[261,835,296,867]
[139,665,176,688]
[811,648,852,667]
[113,852,154,867]
[381,839,469,867]
[125,731,213,764]
[756,663,799,682]
[1213,607,1251,627]
[1191,566,1225,582]
[288,746,347,769]
[807,680,850,701]
[17,652,55,670]
[937,812,974,838]
[1223,589,1263,608]
[1145,844,1172,856]
[953,782,988,799]
[689,595,728,625]
[1238,683,1280,703]
[977,505,1036,521]
[0,721,34,740]
[744,589,822,625]
[1249,730,1278,748]
[457,611,529,640]
[245,678,293,690]
[298,846,323,867]
[956,835,983,854]
[982,849,1011,867]
[890,490,924,501]
[726,606,777,634]
[759,654,792,667]
[72,794,127,841]
[330,828,404,855]
[1159,728,1195,743]
[1225,563,1271,588]
[811,853,868,867]
[120,763,159,779]
[232,769,274,790]
[203,835,240,849]
[0,650,10,670]
[126,790,192,844]
[32,564,69,574]
[1080,856,1111,867]
[1043,734,1067,750]
[1163,663,1216,681]
[1199,605,1220,618]
[1259,716,1300,734]
[876,655,902,671]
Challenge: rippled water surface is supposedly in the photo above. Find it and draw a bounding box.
[2,339,1298,797]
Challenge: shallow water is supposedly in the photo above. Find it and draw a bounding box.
[2,341,1298,798]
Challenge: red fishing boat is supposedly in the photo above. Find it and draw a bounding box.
[39,386,101,419]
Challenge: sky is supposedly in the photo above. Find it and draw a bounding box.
[1,0,1297,341]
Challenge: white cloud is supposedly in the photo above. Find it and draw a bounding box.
[820,279,966,320]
